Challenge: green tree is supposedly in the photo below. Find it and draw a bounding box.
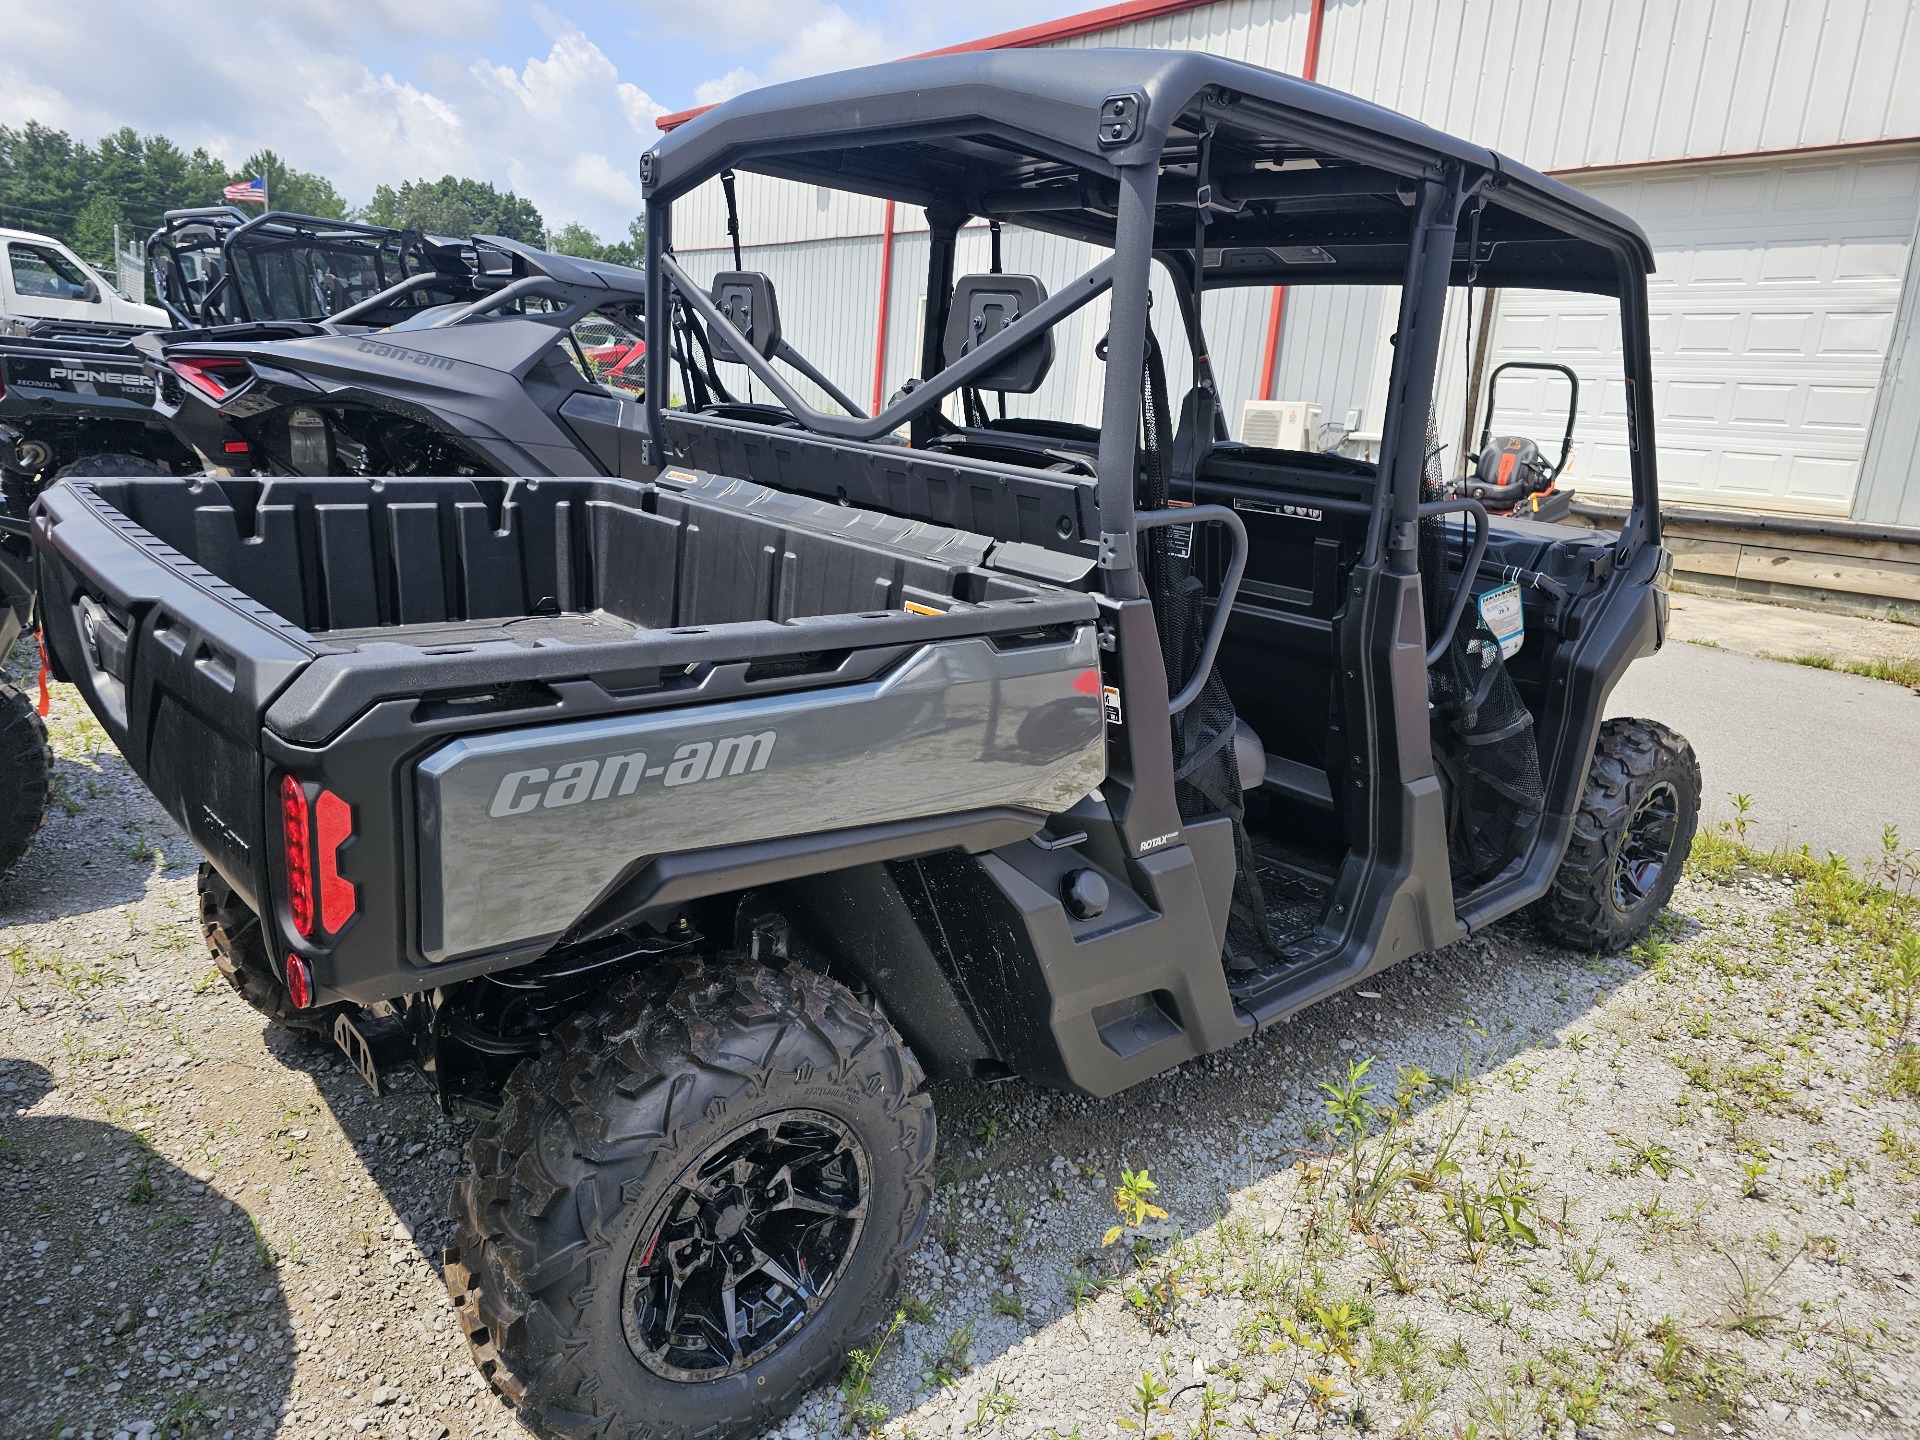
[69,192,123,267]
[359,176,545,241]
[0,121,231,248]
[0,120,95,236]
[132,135,228,223]
[551,216,645,268]
[232,149,346,219]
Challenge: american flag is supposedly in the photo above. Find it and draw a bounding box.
[222,176,267,205]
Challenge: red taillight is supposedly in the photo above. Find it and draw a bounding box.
[280,773,314,937]
[222,440,250,454]
[316,789,357,933]
[169,357,252,402]
[1072,668,1102,696]
[284,954,312,1010]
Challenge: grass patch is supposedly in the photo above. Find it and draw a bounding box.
[1757,648,1920,691]
[1842,655,1920,691]
[1690,806,1920,1098]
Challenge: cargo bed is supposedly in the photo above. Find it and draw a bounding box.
[34,470,1106,1000]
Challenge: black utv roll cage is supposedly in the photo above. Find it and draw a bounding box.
[147,208,478,329]
[141,225,647,343]
[638,48,1670,992]
[639,47,1663,571]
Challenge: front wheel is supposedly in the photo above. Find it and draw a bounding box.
[1536,717,1701,952]
[448,960,935,1439]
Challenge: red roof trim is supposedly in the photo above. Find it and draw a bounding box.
[655,0,1220,130]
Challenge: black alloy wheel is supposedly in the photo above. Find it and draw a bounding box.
[1612,780,1681,913]
[623,1110,869,1381]
[1536,716,1701,952]
[448,960,934,1440]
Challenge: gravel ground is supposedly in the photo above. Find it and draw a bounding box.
[2,676,1917,1440]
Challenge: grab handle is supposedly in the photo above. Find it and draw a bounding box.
[1418,497,1491,666]
[1135,504,1248,716]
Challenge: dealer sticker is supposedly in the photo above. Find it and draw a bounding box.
[1477,582,1525,661]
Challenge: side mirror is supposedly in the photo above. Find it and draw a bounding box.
[83,279,102,304]
[942,275,1053,394]
[708,271,781,363]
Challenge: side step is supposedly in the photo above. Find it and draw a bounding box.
[333,1010,411,1094]
[1261,752,1333,811]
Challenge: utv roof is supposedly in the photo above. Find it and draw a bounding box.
[648,48,1652,293]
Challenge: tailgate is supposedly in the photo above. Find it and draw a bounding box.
[1,344,157,414]
[414,627,1104,962]
[33,481,314,905]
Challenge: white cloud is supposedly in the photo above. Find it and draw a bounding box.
[635,0,897,109]
[0,3,662,238]
[695,67,761,108]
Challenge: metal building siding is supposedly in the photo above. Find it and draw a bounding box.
[1265,285,1393,436]
[1048,0,1312,69]
[674,236,887,414]
[1317,0,1920,173]
[673,172,892,253]
[663,0,1920,511]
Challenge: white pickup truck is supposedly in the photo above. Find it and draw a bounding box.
[0,226,168,335]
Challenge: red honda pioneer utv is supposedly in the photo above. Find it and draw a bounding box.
[32,49,1698,1438]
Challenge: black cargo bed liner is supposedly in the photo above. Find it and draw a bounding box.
[37,470,1099,746]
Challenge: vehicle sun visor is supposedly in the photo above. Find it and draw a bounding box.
[942,274,1053,394]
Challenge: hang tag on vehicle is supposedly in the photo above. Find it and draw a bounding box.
[1477,581,1525,661]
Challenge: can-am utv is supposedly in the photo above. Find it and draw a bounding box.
[144,233,650,481]
[33,49,1698,1439]
[146,207,480,330]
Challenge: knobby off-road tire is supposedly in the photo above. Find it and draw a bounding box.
[197,863,336,1035]
[447,960,936,1440]
[0,680,52,884]
[1536,717,1701,952]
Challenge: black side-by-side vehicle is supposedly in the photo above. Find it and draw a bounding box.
[33,50,1699,1439]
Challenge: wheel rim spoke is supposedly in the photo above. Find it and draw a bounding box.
[621,1108,870,1381]
[1612,781,1681,912]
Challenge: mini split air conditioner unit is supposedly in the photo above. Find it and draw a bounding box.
[1241,399,1322,451]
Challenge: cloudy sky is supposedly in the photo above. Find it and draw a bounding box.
[2,0,1075,239]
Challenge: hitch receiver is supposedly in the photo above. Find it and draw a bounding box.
[333,1010,410,1094]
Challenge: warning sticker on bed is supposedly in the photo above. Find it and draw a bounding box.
[1477,582,1525,661]
[1102,686,1124,725]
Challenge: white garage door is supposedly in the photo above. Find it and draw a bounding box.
[1483,149,1920,516]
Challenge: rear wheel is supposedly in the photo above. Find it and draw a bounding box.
[1536,717,1701,952]
[197,863,335,1035]
[448,960,935,1439]
[0,680,52,885]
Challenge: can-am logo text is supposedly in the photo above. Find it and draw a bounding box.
[50,367,151,388]
[356,338,457,371]
[488,730,777,817]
